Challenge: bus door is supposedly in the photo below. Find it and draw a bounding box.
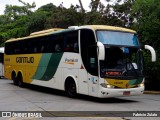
[87,45,99,96]
[80,29,99,96]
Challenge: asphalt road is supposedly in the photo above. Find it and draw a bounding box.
[0,79,160,120]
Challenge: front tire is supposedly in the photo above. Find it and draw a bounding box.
[65,79,77,98]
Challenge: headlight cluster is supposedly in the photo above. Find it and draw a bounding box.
[100,83,114,88]
[138,83,144,87]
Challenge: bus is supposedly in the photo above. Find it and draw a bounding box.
[4,25,156,98]
[0,47,4,78]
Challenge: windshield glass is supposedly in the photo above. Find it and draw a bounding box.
[97,31,139,47]
[96,30,143,79]
[100,47,143,79]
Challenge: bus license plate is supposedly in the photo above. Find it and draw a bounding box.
[123,91,130,95]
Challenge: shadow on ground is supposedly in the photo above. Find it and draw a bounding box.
[9,83,138,104]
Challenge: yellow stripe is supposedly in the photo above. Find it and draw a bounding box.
[105,78,135,88]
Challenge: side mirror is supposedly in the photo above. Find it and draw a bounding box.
[97,42,105,60]
[144,45,156,62]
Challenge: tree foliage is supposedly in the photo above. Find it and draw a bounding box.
[4,0,35,20]
[132,0,160,88]
[0,0,35,45]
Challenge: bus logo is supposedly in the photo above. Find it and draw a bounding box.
[16,57,34,63]
[64,58,78,64]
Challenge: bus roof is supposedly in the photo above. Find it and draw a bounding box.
[79,25,136,33]
[5,25,136,43]
[30,28,64,36]
[6,28,64,43]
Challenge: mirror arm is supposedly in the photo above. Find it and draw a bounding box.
[144,45,156,62]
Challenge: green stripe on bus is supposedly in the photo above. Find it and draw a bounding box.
[128,78,143,85]
[32,53,52,80]
[132,78,143,85]
[33,53,63,81]
[40,53,63,81]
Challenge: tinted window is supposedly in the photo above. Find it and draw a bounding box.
[63,31,79,53]
[97,31,139,46]
[80,29,98,76]
[5,30,79,55]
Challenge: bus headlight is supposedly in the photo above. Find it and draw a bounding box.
[106,85,113,88]
[100,83,114,88]
[139,83,144,87]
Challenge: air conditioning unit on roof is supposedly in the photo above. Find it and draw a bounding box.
[68,26,79,30]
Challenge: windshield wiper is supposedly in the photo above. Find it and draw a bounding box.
[125,60,139,79]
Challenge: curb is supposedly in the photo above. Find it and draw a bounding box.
[144,91,160,94]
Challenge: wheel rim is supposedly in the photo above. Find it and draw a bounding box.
[67,82,77,97]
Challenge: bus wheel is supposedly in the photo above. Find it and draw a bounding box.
[12,72,18,86]
[65,79,77,98]
[17,73,24,88]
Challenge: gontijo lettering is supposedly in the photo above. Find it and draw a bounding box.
[16,57,34,63]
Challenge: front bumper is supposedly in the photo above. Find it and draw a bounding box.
[98,86,144,98]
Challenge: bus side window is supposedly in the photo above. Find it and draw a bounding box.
[34,47,37,53]
[53,34,63,52]
[41,46,44,52]
[74,42,78,52]
[64,31,78,53]
[64,44,72,52]
[55,44,61,52]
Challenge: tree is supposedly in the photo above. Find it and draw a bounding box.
[0,0,35,43]
[4,0,36,20]
[27,10,48,33]
[46,4,84,28]
[78,0,85,14]
[89,0,100,12]
[132,0,160,89]
[110,0,136,27]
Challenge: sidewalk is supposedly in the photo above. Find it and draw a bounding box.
[144,91,160,94]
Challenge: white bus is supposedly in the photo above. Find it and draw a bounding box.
[4,25,156,98]
[0,47,4,78]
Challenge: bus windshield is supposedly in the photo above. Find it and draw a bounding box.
[100,47,144,79]
[96,31,143,79]
[97,31,139,47]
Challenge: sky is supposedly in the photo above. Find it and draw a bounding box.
[0,0,109,15]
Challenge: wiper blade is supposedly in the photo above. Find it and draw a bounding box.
[125,61,139,79]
